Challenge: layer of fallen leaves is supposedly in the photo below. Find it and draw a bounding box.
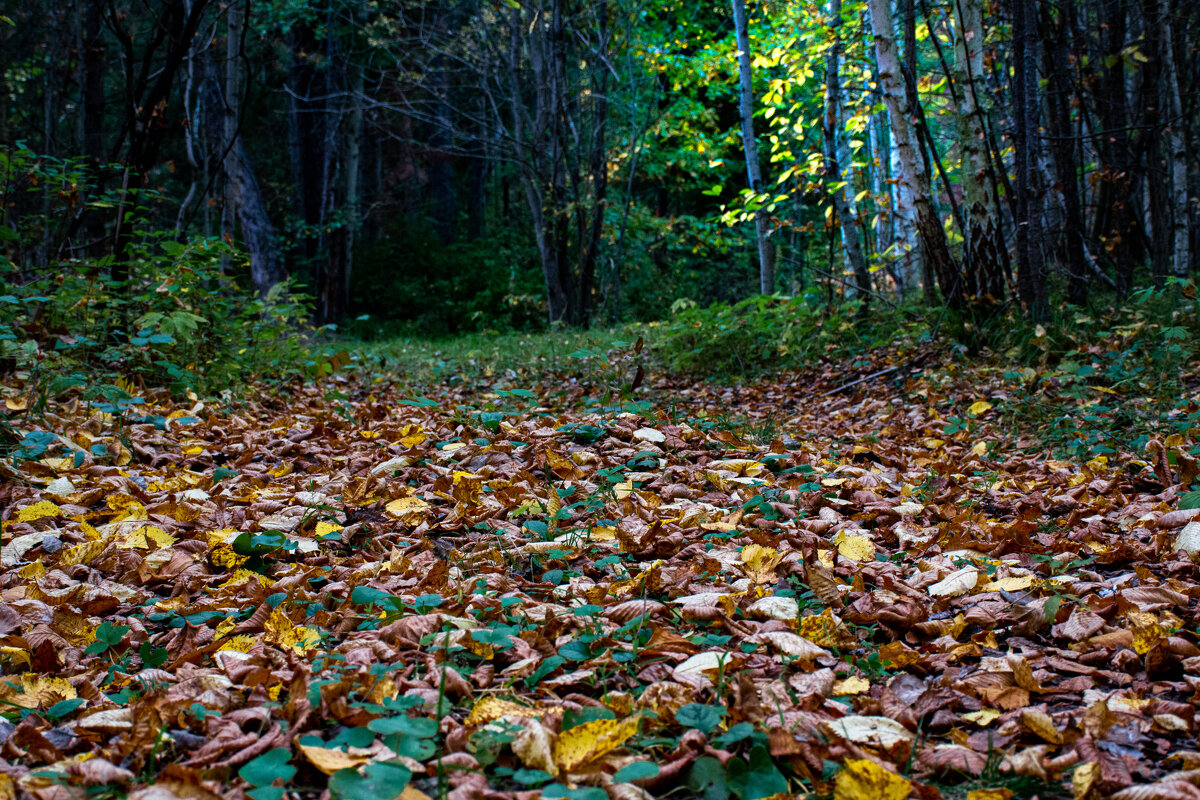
[2,344,1200,800]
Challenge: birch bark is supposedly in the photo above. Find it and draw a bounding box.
[732,0,775,293]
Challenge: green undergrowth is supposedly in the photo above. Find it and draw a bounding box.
[656,293,928,380]
[358,326,648,388]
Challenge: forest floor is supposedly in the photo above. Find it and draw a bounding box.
[2,335,1200,800]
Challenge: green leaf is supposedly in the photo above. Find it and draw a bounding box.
[329,762,412,800]
[725,745,787,800]
[239,749,296,788]
[390,735,438,760]
[524,655,565,688]
[232,530,287,556]
[367,716,439,738]
[350,585,400,609]
[562,706,615,731]
[46,698,84,719]
[541,784,607,800]
[613,762,660,783]
[524,520,549,538]
[249,789,285,800]
[512,769,553,786]
[676,703,725,734]
[1179,491,1200,511]
[688,757,730,800]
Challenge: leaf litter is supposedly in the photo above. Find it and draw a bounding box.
[2,343,1200,800]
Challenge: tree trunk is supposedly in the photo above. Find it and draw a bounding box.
[1161,3,1190,279]
[731,0,774,294]
[952,0,1003,300]
[1044,0,1089,305]
[1012,0,1047,319]
[868,0,960,306]
[824,0,871,302]
[109,0,212,281]
[201,53,287,296]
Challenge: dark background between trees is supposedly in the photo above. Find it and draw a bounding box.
[0,0,1197,334]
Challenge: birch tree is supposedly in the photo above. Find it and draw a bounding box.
[951,0,1002,299]
[731,0,774,294]
[867,0,960,306]
[823,0,870,300]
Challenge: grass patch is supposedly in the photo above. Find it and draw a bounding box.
[357,326,649,388]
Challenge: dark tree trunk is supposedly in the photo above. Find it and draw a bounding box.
[106,0,212,282]
[1044,0,1089,305]
[200,55,288,296]
[1012,0,1047,319]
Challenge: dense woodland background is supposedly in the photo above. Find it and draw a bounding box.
[0,0,1197,336]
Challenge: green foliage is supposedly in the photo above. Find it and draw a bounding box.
[348,221,544,336]
[657,293,919,378]
[975,285,1200,460]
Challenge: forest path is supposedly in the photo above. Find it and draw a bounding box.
[1,347,1195,799]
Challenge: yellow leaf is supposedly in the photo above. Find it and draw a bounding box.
[962,708,1002,726]
[210,544,248,569]
[1019,709,1063,744]
[466,697,539,726]
[833,759,912,800]
[315,521,343,538]
[385,496,430,519]
[299,743,370,775]
[359,430,381,439]
[264,607,322,654]
[452,472,484,505]
[878,641,921,669]
[15,501,61,524]
[832,676,871,696]
[220,568,270,588]
[216,635,258,653]
[590,526,617,541]
[708,459,766,477]
[398,427,427,448]
[970,441,988,457]
[0,646,31,669]
[4,396,27,411]
[979,575,1036,592]
[967,400,993,417]
[143,526,176,548]
[268,462,294,478]
[0,674,77,709]
[967,790,1013,800]
[741,544,782,584]
[553,716,641,773]
[835,533,875,563]
[1129,611,1164,654]
[60,539,108,566]
[17,562,45,580]
[1073,761,1100,800]
[799,608,858,649]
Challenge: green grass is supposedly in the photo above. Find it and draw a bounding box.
[355,325,650,388]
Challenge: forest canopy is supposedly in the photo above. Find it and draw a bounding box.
[0,0,1195,334]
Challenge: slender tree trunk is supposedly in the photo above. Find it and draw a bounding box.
[1012,0,1047,319]
[824,0,870,302]
[731,0,774,294]
[869,0,960,307]
[1161,4,1190,279]
[340,61,364,309]
[1044,0,1089,305]
[201,52,287,295]
[109,0,212,282]
[577,0,609,326]
[952,0,1003,300]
